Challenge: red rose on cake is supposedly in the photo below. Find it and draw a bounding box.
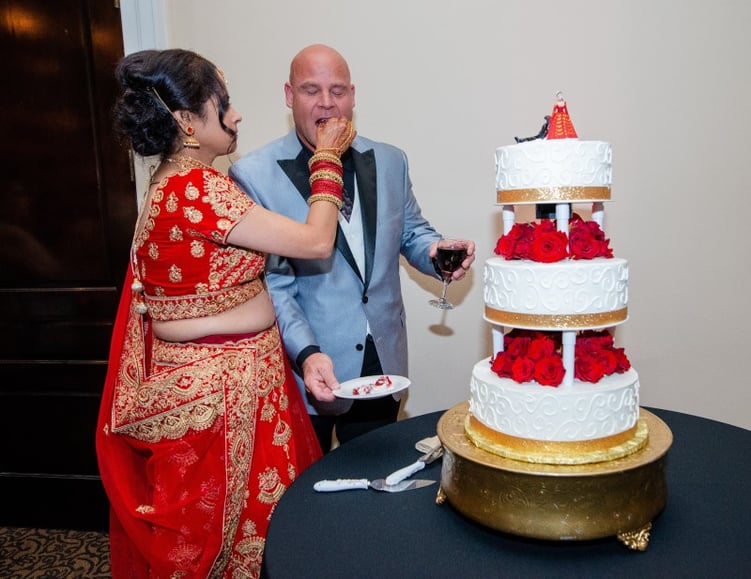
[490,329,629,386]
[494,214,612,262]
[528,220,569,262]
[533,356,566,386]
[490,330,565,387]
[568,214,614,259]
[494,222,533,259]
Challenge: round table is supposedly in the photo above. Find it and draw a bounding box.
[262,407,751,578]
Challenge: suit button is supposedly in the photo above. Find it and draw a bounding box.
[362,295,368,303]
[356,343,364,351]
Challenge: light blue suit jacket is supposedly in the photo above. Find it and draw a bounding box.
[229,130,440,414]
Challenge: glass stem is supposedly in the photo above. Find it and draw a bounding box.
[440,281,449,302]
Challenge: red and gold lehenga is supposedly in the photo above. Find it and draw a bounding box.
[96,161,321,578]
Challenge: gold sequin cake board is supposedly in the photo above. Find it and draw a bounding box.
[436,403,673,550]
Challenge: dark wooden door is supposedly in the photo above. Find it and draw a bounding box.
[0,0,136,530]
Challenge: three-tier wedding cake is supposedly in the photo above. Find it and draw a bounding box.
[437,95,671,548]
[465,93,647,465]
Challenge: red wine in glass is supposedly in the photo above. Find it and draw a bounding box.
[429,239,469,309]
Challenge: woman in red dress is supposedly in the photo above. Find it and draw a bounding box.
[96,49,355,578]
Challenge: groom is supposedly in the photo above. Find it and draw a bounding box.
[229,44,475,452]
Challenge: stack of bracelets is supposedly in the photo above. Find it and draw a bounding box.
[308,149,344,209]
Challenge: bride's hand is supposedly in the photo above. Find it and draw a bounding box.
[315,117,356,156]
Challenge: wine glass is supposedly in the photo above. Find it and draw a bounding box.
[429,238,469,310]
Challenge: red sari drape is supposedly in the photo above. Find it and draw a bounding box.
[96,268,321,578]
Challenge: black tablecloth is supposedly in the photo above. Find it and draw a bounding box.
[262,408,751,578]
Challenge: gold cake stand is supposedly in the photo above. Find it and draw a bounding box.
[436,403,673,551]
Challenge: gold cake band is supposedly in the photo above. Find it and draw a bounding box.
[497,186,611,204]
[465,414,649,465]
[485,306,627,329]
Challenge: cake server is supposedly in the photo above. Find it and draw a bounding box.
[313,478,435,493]
[384,445,444,486]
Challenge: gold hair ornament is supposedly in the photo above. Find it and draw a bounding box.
[150,87,200,149]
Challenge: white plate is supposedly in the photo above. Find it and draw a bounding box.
[334,374,411,400]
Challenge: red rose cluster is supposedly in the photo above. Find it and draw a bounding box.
[494,214,613,262]
[490,329,630,387]
[574,329,631,383]
[490,329,565,386]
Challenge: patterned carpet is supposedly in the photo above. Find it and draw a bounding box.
[0,527,110,578]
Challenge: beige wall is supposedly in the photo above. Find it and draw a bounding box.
[123,0,751,429]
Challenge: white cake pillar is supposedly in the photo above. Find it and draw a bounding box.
[561,330,576,387]
[497,204,515,351]
[592,202,604,228]
[502,205,515,235]
[555,203,570,233]
[491,325,504,353]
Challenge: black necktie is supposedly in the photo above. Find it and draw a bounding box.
[341,186,354,221]
[341,152,355,222]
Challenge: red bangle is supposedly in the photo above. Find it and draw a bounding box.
[311,177,343,200]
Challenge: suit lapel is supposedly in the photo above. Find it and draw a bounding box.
[277,155,310,201]
[278,152,362,281]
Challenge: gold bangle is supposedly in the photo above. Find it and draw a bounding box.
[309,152,343,168]
[309,170,344,187]
[307,193,343,210]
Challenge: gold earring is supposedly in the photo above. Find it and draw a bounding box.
[183,125,200,149]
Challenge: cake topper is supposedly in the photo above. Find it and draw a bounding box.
[514,116,550,143]
[547,91,578,139]
[513,91,578,143]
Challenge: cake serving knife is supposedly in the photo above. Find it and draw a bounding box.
[384,445,444,486]
[313,478,435,493]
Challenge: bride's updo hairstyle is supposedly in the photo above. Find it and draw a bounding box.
[113,49,233,158]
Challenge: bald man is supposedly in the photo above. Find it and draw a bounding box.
[230,44,474,452]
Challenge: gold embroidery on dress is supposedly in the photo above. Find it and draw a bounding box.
[184,206,203,224]
[279,391,289,411]
[233,535,265,574]
[260,402,276,422]
[166,191,179,213]
[168,264,182,283]
[148,241,159,260]
[190,239,205,258]
[115,395,224,442]
[257,468,285,505]
[203,173,253,223]
[135,505,155,514]
[169,225,182,241]
[196,476,221,515]
[144,279,264,321]
[273,419,292,447]
[230,519,265,578]
[169,543,202,572]
[184,181,200,201]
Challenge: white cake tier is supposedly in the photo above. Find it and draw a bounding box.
[483,256,628,331]
[495,139,612,204]
[470,357,640,442]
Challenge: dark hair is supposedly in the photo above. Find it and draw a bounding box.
[113,49,234,158]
